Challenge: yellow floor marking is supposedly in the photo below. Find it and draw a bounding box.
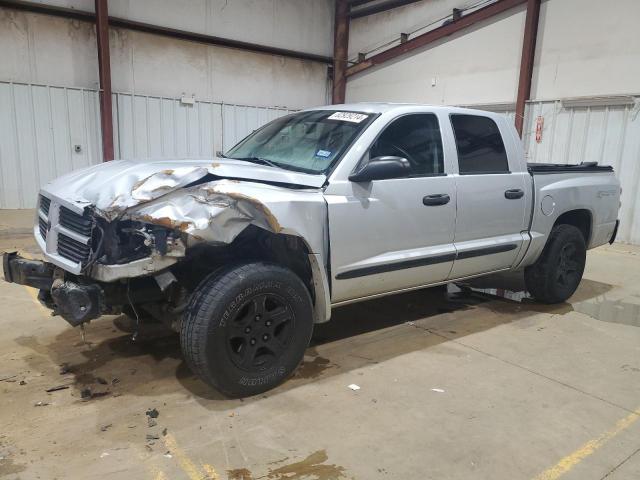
[23,286,50,315]
[163,433,219,480]
[532,407,640,480]
[201,464,221,480]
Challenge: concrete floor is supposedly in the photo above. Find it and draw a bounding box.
[1,210,639,480]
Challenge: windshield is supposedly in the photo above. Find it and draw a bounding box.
[225,110,373,174]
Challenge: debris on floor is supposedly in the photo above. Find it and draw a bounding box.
[431,388,445,393]
[146,408,159,419]
[45,385,70,393]
[147,418,157,428]
[347,384,361,391]
[34,401,49,407]
[100,424,112,432]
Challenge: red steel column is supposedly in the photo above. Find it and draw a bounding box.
[95,0,114,161]
[514,0,541,137]
[332,0,349,104]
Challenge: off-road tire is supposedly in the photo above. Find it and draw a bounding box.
[525,224,586,304]
[180,262,313,397]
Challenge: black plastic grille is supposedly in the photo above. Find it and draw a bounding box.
[59,206,93,237]
[39,195,51,215]
[57,233,91,264]
[38,216,48,240]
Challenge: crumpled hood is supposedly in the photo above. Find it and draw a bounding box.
[41,158,327,218]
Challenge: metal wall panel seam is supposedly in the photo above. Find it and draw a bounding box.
[564,107,574,164]
[625,116,640,241]
[547,101,558,163]
[616,107,629,173]
[159,98,164,157]
[28,82,41,194]
[598,106,610,163]
[63,88,73,172]
[112,92,120,159]
[579,106,591,162]
[0,87,6,208]
[10,83,25,207]
[172,97,178,157]
[46,85,58,178]
[80,89,90,169]
[145,96,151,157]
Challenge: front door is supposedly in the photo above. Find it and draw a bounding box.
[325,113,457,304]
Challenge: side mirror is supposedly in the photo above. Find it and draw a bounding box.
[349,156,411,182]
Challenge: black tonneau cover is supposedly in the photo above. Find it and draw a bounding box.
[528,162,614,174]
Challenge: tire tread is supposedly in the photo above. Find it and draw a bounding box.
[180,262,311,395]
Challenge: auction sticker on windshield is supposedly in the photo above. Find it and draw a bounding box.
[327,112,369,123]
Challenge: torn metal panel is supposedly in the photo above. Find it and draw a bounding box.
[128,179,328,254]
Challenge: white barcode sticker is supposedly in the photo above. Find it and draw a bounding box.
[327,112,369,123]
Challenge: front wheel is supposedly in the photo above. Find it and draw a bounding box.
[180,262,314,397]
[525,224,586,304]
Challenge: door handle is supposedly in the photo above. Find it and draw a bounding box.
[423,194,450,206]
[504,189,524,199]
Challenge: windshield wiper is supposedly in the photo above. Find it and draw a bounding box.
[229,156,282,169]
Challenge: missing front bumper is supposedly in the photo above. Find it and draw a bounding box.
[3,252,104,326]
[3,252,169,327]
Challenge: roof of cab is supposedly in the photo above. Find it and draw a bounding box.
[307,102,493,116]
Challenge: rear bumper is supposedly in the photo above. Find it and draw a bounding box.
[609,219,620,244]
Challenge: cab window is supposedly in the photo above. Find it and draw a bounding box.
[370,114,444,176]
[450,114,509,174]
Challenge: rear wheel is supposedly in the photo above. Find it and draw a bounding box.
[180,262,313,397]
[525,224,586,304]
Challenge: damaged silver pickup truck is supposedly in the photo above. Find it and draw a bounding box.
[4,104,620,396]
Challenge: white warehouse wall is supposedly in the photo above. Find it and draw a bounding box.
[346,0,640,104]
[22,0,334,57]
[531,0,640,100]
[347,5,526,105]
[0,7,331,108]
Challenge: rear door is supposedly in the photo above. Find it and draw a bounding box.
[448,113,529,279]
[325,113,457,303]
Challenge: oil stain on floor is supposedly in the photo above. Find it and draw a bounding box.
[227,450,347,480]
[294,350,337,380]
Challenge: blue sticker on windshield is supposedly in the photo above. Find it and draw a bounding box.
[316,149,332,158]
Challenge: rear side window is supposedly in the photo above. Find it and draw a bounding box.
[370,113,444,176]
[450,114,509,174]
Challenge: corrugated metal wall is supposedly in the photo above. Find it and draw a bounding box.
[0,81,295,209]
[0,82,102,210]
[112,93,296,160]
